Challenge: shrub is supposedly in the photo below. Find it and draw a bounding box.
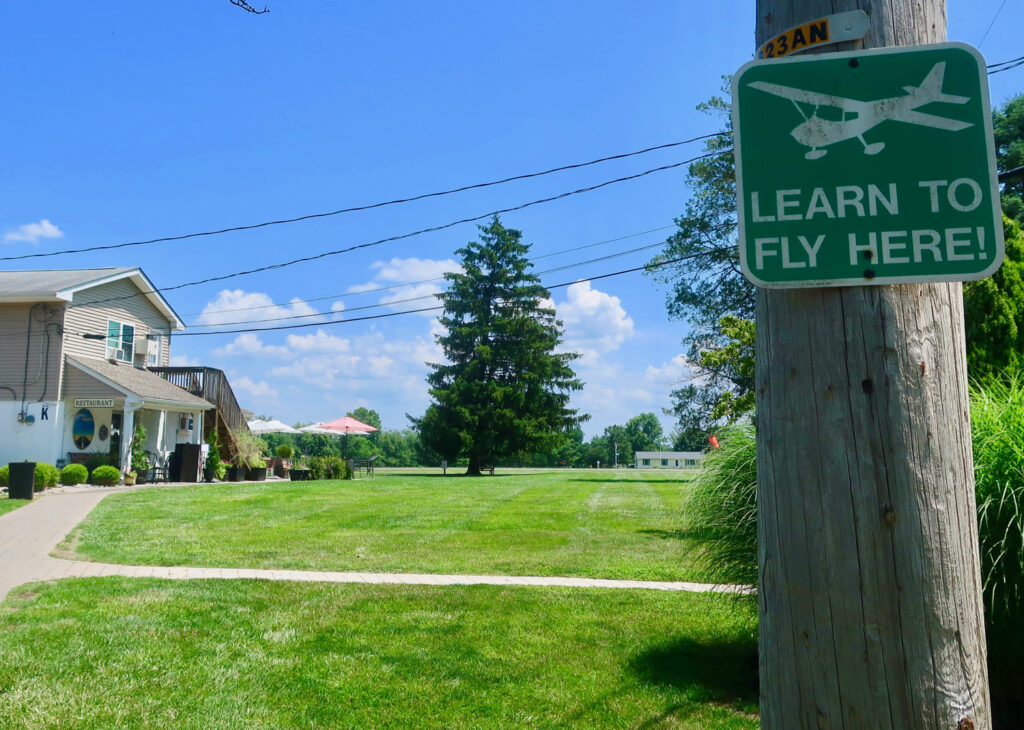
[90,465,121,487]
[130,424,150,472]
[0,463,59,489]
[34,463,59,491]
[682,423,757,587]
[970,374,1024,726]
[206,432,222,479]
[60,464,89,485]
[308,455,351,481]
[84,452,115,473]
[276,443,294,459]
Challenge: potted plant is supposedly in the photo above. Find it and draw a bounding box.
[289,454,311,481]
[232,428,267,481]
[130,424,151,483]
[124,470,137,486]
[274,443,294,478]
[225,458,244,482]
[204,433,222,483]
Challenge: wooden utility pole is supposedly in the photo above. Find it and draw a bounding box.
[753,2,992,728]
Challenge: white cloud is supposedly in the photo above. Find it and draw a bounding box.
[369,257,461,282]
[644,353,695,383]
[196,289,322,327]
[169,354,200,366]
[348,257,460,317]
[285,329,351,353]
[4,219,64,244]
[554,281,634,360]
[213,333,290,358]
[232,376,279,402]
[378,282,445,314]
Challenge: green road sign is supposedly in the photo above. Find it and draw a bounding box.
[733,42,1003,288]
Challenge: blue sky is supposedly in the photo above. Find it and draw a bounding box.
[3,2,1022,438]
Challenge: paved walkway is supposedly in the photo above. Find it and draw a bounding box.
[0,486,752,602]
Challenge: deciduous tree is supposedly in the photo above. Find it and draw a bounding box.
[994,94,1024,225]
[965,216,1024,378]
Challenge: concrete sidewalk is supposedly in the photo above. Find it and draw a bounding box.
[0,487,752,601]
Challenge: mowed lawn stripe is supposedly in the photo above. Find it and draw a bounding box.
[0,578,758,729]
[66,471,703,581]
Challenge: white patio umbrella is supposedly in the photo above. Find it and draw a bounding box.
[247,418,302,435]
[297,423,338,435]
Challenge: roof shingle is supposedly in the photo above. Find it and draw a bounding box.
[67,356,213,409]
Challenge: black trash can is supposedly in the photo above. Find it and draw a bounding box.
[8,462,36,500]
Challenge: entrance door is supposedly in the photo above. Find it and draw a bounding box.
[110,412,123,467]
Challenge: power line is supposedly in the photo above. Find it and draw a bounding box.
[979,0,1009,49]
[0,134,724,265]
[67,149,733,311]
[999,164,1024,182]
[184,237,676,329]
[179,224,677,318]
[988,55,1024,75]
[174,251,712,337]
[987,53,1024,69]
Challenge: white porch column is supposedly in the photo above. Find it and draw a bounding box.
[156,410,167,459]
[120,401,141,477]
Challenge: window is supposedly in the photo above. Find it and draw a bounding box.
[661,459,668,466]
[685,459,696,467]
[642,459,650,466]
[146,334,162,366]
[106,320,135,363]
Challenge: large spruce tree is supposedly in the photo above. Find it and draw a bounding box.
[421,217,584,475]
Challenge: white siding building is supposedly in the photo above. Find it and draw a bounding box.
[0,268,212,476]
[634,451,704,469]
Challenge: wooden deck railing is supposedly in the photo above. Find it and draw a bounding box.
[149,366,250,460]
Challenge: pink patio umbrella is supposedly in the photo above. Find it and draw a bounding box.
[303,416,378,458]
[318,416,379,434]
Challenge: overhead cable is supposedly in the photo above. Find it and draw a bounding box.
[0,134,725,264]
[67,149,733,310]
[184,237,678,328]
[179,224,677,318]
[173,250,714,337]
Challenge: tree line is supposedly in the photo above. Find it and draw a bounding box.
[259,407,673,469]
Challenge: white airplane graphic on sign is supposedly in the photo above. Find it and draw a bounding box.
[748,62,972,160]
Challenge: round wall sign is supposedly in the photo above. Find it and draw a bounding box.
[98,425,109,441]
[73,409,95,450]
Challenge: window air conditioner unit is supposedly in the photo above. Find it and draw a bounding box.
[146,339,160,357]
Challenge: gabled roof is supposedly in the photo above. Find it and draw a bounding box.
[67,356,213,409]
[0,267,185,330]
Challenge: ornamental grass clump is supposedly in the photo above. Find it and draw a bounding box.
[682,423,757,587]
[969,374,1024,726]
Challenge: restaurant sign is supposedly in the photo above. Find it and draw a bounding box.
[74,399,115,408]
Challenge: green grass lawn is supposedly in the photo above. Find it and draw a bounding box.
[0,578,758,729]
[65,470,707,581]
[0,495,29,517]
